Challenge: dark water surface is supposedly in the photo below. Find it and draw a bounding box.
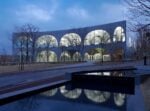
[0,72,149,111]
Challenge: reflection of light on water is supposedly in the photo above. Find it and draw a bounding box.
[84,90,110,103]
[86,72,111,76]
[103,72,110,76]
[86,72,102,75]
[41,88,58,97]
[60,86,82,99]
[113,72,123,77]
[114,93,126,106]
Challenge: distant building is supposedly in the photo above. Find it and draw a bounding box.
[12,21,127,63]
[0,55,14,64]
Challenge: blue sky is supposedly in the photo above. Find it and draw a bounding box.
[0,0,127,54]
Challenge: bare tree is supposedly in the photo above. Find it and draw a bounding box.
[124,0,150,62]
[15,24,39,63]
[65,34,82,61]
[13,34,26,70]
[44,36,56,62]
[124,0,150,31]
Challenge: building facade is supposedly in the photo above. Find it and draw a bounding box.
[13,21,126,63]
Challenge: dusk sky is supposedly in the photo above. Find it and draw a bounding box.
[0,0,127,54]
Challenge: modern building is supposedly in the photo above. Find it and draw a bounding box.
[12,21,126,63]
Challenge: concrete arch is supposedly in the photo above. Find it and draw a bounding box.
[84,52,91,61]
[60,86,82,99]
[60,51,71,62]
[84,30,111,45]
[113,27,125,42]
[73,52,81,61]
[36,50,57,62]
[85,48,111,61]
[36,35,58,48]
[60,33,81,47]
[113,48,124,61]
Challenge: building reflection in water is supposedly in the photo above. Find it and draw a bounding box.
[0,85,127,111]
[114,93,126,106]
[41,88,58,97]
[84,90,111,103]
[112,72,124,77]
[86,72,111,76]
[86,72,125,77]
[60,86,82,99]
[40,86,126,107]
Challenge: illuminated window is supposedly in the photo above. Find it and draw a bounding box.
[73,52,81,61]
[36,51,57,62]
[84,48,111,61]
[60,51,71,61]
[84,30,111,45]
[84,53,90,61]
[113,27,125,42]
[36,35,58,48]
[60,33,81,47]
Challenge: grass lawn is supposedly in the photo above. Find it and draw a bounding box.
[0,63,70,74]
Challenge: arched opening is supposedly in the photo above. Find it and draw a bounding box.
[36,35,58,48]
[84,52,90,61]
[113,27,125,42]
[113,49,124,61]
[60,51,71,62]
[84,30,111,45]
[36,51,57,62]
[60,33,81,47]
[85,48,111,61]
[73,52,81,61]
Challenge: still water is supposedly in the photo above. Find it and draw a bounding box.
[0,72,149,111]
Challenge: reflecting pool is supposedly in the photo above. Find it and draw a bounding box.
[0,73,149,111]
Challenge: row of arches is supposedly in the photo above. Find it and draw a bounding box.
[36,27,125,48]
[36,48,124,62]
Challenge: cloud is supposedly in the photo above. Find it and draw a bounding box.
[98,3,128,22]
[67,6,90,20]
[15,4,57,23]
